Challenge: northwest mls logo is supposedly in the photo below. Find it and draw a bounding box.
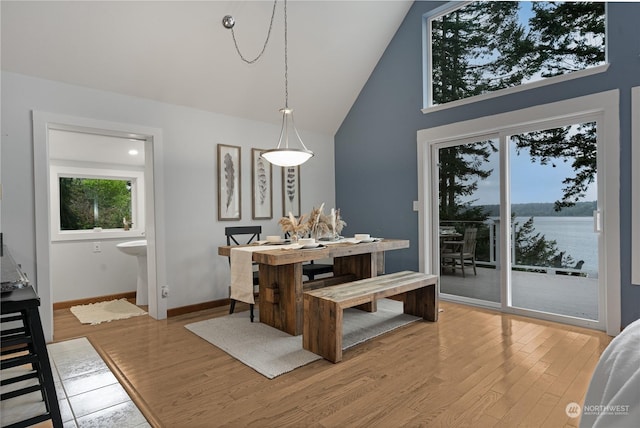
[566,402,582,418]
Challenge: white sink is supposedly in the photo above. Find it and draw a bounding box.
[117,240,148,305]
[116,239,147,256]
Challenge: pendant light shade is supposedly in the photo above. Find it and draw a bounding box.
[222,0,313,167]
[261,108,314,167]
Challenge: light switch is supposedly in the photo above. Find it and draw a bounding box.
[93,242,101,253]
[413,201,420,211]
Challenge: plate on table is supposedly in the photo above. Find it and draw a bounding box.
[301,243,324,249]
[360,238,381,243]
[265,240,291,245]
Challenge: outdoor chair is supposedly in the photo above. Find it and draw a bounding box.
[440,227,477,278]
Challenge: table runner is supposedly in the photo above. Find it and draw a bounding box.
[230,245,299,304]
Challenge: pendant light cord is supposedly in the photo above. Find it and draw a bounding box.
[284,0,288,109]
[229,0,278,64]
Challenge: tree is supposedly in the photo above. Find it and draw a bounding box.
[511,122,597,211]
[432,1,604,212]
[513,216,574,269]
[529,1,605,77]
[431,2,535,104]
[432,1,602,265]
[60,178,131,230]
[514,2,604,210]
[438,142,496,221]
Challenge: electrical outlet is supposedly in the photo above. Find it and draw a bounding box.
[161,286,169,298]
[93,242,101,253]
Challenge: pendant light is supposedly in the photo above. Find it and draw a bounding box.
[222,0,313,167]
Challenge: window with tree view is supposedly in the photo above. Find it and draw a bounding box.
[59,177,132,230]
[428,1,605,106]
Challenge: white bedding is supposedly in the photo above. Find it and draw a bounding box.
[580,318,640,427]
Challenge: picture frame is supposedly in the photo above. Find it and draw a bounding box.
[251,148,273,220]
[282,165,301,217]
[217,144,241,221]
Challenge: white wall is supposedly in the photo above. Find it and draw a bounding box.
[1,71,336,309]
[51,240,138,302]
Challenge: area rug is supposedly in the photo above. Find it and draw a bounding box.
[185,298,419,379]
[70,299,147,325]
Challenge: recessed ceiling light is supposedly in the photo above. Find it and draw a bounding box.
[128,149,139,156]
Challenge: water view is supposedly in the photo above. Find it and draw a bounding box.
[516,216,598,274]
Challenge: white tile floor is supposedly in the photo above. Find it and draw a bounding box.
[1,337,149,428]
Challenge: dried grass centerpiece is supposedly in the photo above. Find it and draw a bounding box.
[309,203,347,241]
[279,212,309,242]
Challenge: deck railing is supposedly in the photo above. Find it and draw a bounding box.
[439,220,595,278]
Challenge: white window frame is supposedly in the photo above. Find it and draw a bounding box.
[422,2,610,113]
[417,90,620,335]
[49,164,145,241]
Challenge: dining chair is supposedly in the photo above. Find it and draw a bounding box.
[302,259,334,281]
[284,232,333,281]
[440,228,477,277]
[225,226,261,322]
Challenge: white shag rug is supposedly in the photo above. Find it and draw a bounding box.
[185,298,420,379]
[70,299,147,325]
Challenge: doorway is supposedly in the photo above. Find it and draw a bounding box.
[417,91,620,335]
[32,112,167,342]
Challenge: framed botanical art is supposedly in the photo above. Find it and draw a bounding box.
[282,165,300,217]
[251,148,273,219]
[217,144,241,221]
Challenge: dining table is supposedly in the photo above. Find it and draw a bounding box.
[218,238,410,335]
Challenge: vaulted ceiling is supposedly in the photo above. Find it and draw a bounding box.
[1,1,413,135]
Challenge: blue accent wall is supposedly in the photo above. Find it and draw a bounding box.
[335,1,640,327]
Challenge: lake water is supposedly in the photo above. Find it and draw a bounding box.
[515,216,598,273]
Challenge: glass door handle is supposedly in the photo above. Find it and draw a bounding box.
[593,210,602,233]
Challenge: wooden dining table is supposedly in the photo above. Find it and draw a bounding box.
[218,239,410,335]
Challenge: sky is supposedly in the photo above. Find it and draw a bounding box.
[458,141,598,206]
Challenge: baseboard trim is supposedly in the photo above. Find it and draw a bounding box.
[167,298,230,317]
[53,292,137,310]
[55,295,233,317]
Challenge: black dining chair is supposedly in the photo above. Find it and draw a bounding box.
[302,259,334,281]
[284,232,333,281]
[225,226,261,322]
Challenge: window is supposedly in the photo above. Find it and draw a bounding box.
[425,1,606,108]
[50,165,144,241]
[59,177,133,230]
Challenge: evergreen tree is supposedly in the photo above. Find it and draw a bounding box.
[529,1,605,77]
[511,122,597,211]
[431,1,534,104]
[432,1,603,264]
[514,216,574,269]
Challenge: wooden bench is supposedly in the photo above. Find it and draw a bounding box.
[302,271,438,363]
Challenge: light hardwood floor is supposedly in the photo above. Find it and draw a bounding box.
[52,301,611,427]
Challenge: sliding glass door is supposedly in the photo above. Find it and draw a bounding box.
[508,122,599,321]
[437,138,501,306]
[434,117,603,326]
